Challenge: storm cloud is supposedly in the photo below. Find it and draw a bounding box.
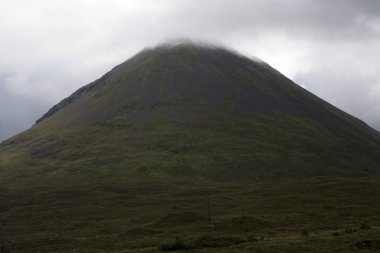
[1,0,379,141]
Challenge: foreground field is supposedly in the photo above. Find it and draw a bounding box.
[1,177,380,252]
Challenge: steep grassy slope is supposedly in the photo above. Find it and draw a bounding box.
[0,43,379,186]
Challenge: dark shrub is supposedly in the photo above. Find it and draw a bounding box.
[159,235,246,251]
[355,240,380,250]
[360,223,372,230]
[160,237,186,252]
[0,246,10,253]
[356,240,372,249]
[191,235,245,249]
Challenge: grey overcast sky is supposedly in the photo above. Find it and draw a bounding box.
[1,0,380,141]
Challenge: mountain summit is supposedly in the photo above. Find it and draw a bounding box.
[1,42,379,186]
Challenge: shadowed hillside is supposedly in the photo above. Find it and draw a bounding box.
[0,42,379,186]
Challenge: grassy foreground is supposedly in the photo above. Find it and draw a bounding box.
[1,177,380,252]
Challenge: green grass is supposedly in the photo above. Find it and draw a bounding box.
[0,177,380,252]
[1,113,379,188]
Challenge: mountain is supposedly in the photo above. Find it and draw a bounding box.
[0,42,379,187]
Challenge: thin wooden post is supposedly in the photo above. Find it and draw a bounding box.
[207,194,211,225]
